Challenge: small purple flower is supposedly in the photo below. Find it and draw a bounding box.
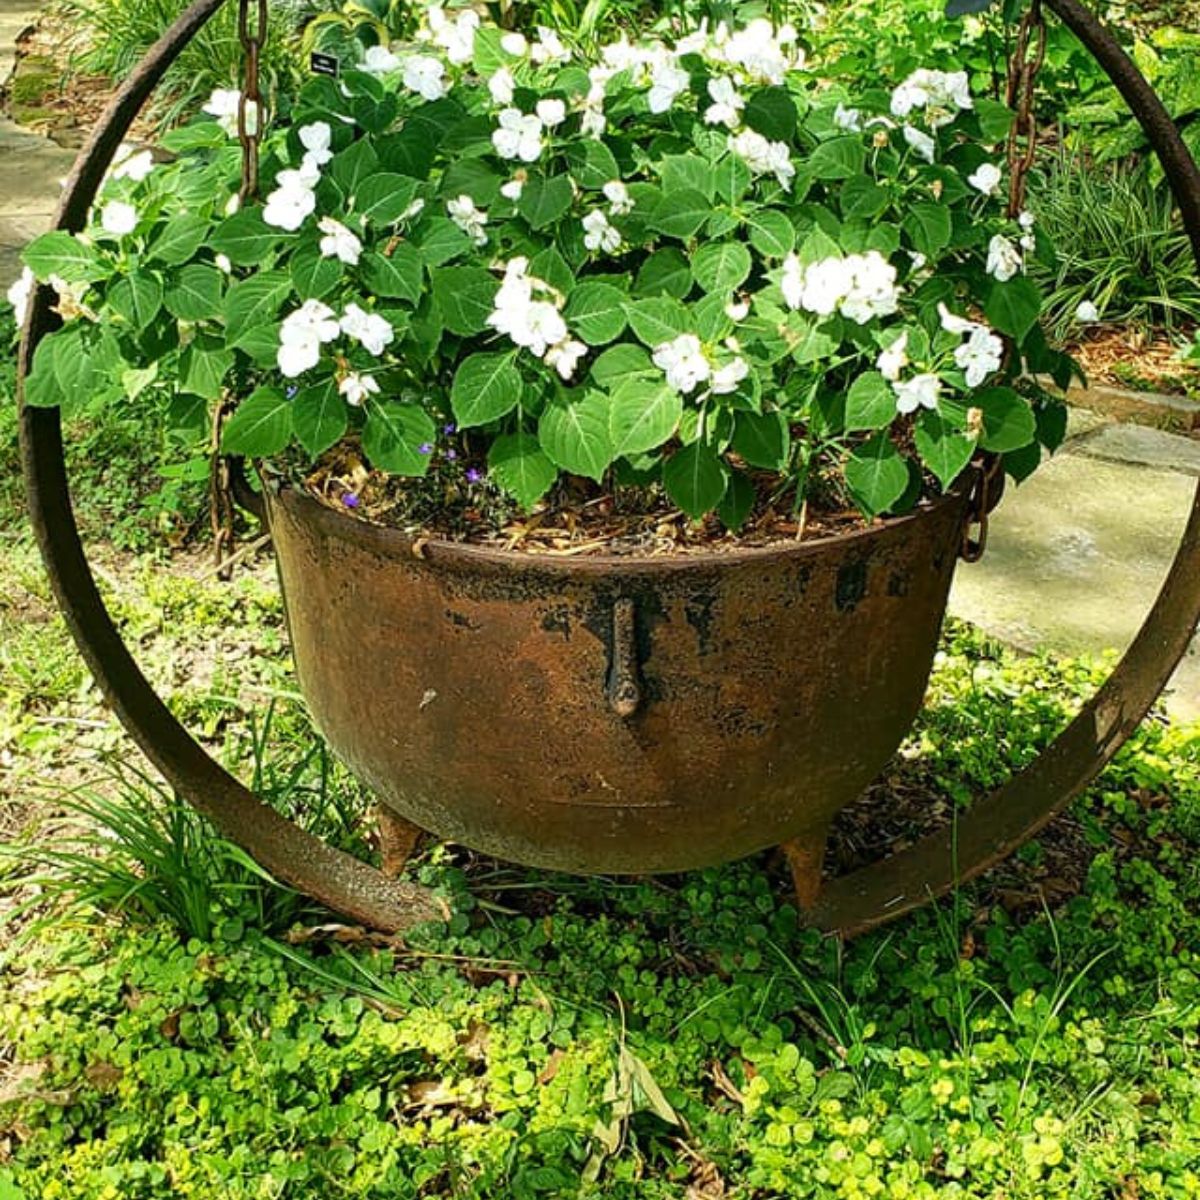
[286,386,299,399]
[443,422,456,435]
[419,442,434,455]
[466,468,483,484]
[446,449,457,461]
[342,492,360,509]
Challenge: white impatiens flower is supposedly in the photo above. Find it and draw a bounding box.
[890,68,972,127]
[263,166,318,232]
[648,58,691,114]
[705,76,744,128]
[362,45,401,74]
[968,162,1002,196]
[582,209,620,254]
[531,26,570,66]
[653,334,711,394]
[833,104,861,132]
[99,200,138,237]
[729,128,794,190]
[492,108,544,162]
[339,372,380,407]
[278,299,340,378]
[893,372,942,415]
[986,234,1022,282]
[340,303,394,356]
[500,175,525,201]
[603,179,633,215]
[717,18,800,85]
[781,252,900,324]
[401,54,447,102]
[428,5,479,64]
[203,88,256,137]
[876,331,909,381]
[500,31,529,56]
[488,67,515,106]
[111,144,154,182]
[487,259,572,359]
[956,325,1004,387]
[215,253,233,274]
[447,194,489,245]
[937,302,976,335]
[299,121,334,169]
[7,266,33,322]
[902,124,936,163]
[725,297,750,321]
[1075,299,1100,323]
[711,355,749,394]
[545,337,587,380]
[318,217,362,265]
[840,251,901,324]
[535,98,567,128]
[1018,210,1036,230]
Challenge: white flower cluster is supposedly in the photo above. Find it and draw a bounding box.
[781,251,901,324]
[653,334,749,396]
[277,298,394,377]
[890,69,973,128]
[487,258,586,380]
[492,107,551,163]
[318,217,362,265]
[986,234,1023,282]
[729,129,795,191]
[202,88,258,138]
[261,121,338,233]
[938,303,1005,387]
[447,195,489,245]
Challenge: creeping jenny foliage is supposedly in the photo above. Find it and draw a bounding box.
[16,13,1074,523]
[2,628,1200,1199]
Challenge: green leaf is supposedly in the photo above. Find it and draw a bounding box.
[903,201,952,258]
[743,87,798,142]
[107,274,163,329]
[210,209,280,266]
[732,410,789,469]
[839,176,890,220]
[488,430,557,508]
[451,352,523,428]
[609,378,682,457]
[647,188,710,240]
[22,337,65,408]
[148,214,209,267]
[224,271,290,344]
[693,292,734,343]
[808,136,866,180]
[844,371,896,432]
[362,402,436,475]
[355,173,422,224]
[985,276,1043,341]
[539,389,613,482]
[974,98,1014,142]
[363,244,424,304]
[626,296,690,347]
[663,441,729,519]
[293,379,348,456]
[163,264,224,322]
[332,138,380,196]
[518,174,575,230]
[744,208,795,258]
[658,155,715,200]
[692,241,752,295]
[718,469,755,531]
[914,410,976,487]
[221,387,292,456]
[180,338,234,399]
[715,154,751,204]
[976,386,1037,452]
[441,159,502,207]
[565,282,628,346]
[634,249,692,300]
[22,231,102,283]
[431,266,496,335]
[416,216,472,266]
[844,432,908,516]
[591,343,654,386]
[566,140,621,190]
[290,245,342,299]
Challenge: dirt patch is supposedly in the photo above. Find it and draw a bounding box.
[1067,323,1199,399]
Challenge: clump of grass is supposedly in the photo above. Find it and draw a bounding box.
[1029,151,1200,339]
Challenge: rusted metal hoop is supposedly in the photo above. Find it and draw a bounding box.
[15,0,1200,935]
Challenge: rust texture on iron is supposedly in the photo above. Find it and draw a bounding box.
[265,481,971,881]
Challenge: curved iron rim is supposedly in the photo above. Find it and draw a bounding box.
[16,0,1200,936]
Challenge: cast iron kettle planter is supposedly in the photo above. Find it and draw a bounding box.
[263,474,979,898]
[17,0,1200,936]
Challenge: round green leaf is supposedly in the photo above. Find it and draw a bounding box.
[663,441,730,519]
[539,389,614,482]
[844,432,908,517]
[565,282,628,346]
[451,352,523,428]
[845,371,896,433]
[293,379,349,457]
[976,386,1037,452]
[609,378,682,458]
[692,241,752,295]
[362,402,436,475]
[163,264,224,322]
[221,387,293,457]
[488,430,558,509]
[744,209,795,259]
[914,410,976,488]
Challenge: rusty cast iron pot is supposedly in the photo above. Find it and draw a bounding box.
[262,478,972,878]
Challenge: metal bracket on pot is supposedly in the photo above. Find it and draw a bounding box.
[606,597,643,718]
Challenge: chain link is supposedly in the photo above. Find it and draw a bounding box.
[236,0,268,204]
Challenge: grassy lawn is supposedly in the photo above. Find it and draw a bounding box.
[1,398,1199,1197]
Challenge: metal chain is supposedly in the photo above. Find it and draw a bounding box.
[211,0,269,578]
[962,0,1047,562]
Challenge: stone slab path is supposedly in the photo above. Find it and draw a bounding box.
[0,0,74,287]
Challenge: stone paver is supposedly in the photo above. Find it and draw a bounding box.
[0,0,73,287]
[949,419,1200,722]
